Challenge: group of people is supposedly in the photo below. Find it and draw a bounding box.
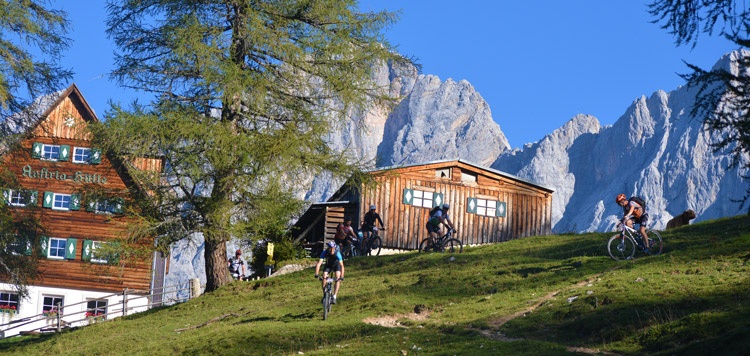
[315,203,457,304]
[236,195,648,306]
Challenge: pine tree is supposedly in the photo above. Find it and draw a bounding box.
[0,0,72,297]
[96,0,407,291]
[650,0,750,211]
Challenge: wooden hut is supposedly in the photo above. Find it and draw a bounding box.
[293,159,553,250]
[0,84,165,335]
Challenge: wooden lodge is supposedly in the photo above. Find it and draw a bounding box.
[0,84,165,336]
[293,159,554,251]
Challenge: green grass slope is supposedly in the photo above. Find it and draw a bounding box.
[2,215,749,355]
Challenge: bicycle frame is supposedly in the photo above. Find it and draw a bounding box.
[608,222,662,261]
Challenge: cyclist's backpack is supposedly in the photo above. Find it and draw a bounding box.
[628,196,647,217]
[429,206,441,218]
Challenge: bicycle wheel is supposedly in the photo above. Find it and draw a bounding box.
[418,238,433,253]
[443,238,463,253]
[645,229,663,255]
[322,290,331,320]
[607,234,636,261]
[368,237,382,256]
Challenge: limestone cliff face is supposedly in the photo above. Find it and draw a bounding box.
[493,51,749,232]
[304,60,510,203]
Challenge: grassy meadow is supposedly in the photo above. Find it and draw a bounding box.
[1,215,749,355]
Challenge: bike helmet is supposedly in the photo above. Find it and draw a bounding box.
[344,216,352,222]
[235,249,242,256]
[369,205,376,210]
[442,203,450,209]
[327,241,337,249]
[615,193,626,204]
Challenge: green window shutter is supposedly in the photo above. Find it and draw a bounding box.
[65,238,77,259]
[113,198,124,214]
[31,142,43,159]
[43,192,54,208]
[432,193,444,208]
[86,198,96,212]
[1,190,8,205]
[467,197,477,213]
[90,148,101,164]
[402,189,413,205]
[70,194,81,210]
[496,201,507,218]
[24,237,33,256]
[28,190,38,206]
[109,242,121,265]
[82,239,93,261]
[40,236,49,257]
[59,145,70,161]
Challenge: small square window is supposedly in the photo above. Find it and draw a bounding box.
[0,292,20,313]
[42,295,64,314]
[6,189,32,207]
[73,147,92,164]
[48,238,67,259]
[86,299,107,319]
[42,145,60,161]
[91,241,109,263]
[52,194,71,210]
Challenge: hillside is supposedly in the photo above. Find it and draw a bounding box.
[2,215,749,355]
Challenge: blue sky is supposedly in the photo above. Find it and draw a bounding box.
[55,1,737,148]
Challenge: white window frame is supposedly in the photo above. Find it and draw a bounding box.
[41,144,61,161]
[7,189,28,207]
[42,295,64,314]
[47,237,67,259]
[86,299,107,319]
[90,241,109,263]
[4,235,27,255]
[52,193,71,210]
[411,190,435,208]
[72,147,92,164]
[94,200,117,214]
[0,292,20,313]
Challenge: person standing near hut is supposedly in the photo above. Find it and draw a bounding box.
[361,205,385,245]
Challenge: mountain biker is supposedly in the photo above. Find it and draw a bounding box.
[615,193,651,253]
[314,241,345,304]
[426,203,456,245]
[361,205,385,244]
[334,217,357,251]
[227,249,246,280]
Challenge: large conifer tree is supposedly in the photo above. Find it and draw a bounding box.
[98,0,406,291]
[0,0,71,297]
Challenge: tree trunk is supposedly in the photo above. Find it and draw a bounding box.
[203,236,230,292]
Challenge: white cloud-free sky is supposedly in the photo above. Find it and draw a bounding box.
[55,1,737,148]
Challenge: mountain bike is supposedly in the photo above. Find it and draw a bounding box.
[359,226,382,256]
[607,223,663,261]
[419,229,462,253]
[342,228,383,259]
[316,276,340,320]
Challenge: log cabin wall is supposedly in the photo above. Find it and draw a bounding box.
[358,160,553,250]
[1,85,155,293]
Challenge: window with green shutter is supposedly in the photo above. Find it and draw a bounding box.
[466,197,507,218]
[403,189,443,209]
[3,189,37,207]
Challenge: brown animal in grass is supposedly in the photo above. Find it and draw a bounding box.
[666,209,696,229]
